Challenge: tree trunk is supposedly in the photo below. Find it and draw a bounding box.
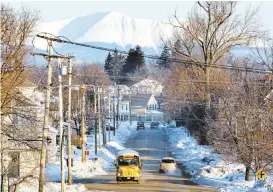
[245,165,251,181]
[205,67,211,114]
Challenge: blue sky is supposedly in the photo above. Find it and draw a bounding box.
[6,1,273,35]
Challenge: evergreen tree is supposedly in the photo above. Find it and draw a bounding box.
[104,49,125,82]
[157,45,171,69]
[135,45,145,68]
[104,52,113,73]
[122,45,145,74]
[110,48,125,79]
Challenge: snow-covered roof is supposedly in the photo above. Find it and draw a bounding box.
[109,84,130,91]
[162,157,175,160]
[48,126,58,133]
[147,110,163,114]
[132,79,162,88]
[18,86,58,106]
[18,88,44,106]
[117,149,139,157]
[130,94,152,107]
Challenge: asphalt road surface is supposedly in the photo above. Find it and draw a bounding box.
[84,128,216,192]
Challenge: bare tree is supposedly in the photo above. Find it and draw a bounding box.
[168,1,263,111]
[206,62,273,181]
[251,36,273,73]
[163,62,231,143]
[1,4,39,115]
[1,4,40,191]
[73,63,111,86]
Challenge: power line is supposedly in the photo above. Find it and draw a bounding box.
[72,73,273,87]
[34,34,272,74]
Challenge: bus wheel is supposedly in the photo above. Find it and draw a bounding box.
[137,180,140,184]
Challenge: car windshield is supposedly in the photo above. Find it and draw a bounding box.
[162,159,175,163]
[118,159,139,166]
[138,122,144,125]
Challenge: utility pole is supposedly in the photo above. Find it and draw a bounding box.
[102,88,106,145]
[38,41,53,192]
[81,86,86,163]
[67,58,73,184]
[31,44,74,192]
[58,59,65,192]
[113,96,116,136]
[108,93,111,141]
[94,88,98,155]
[97,86,102,148]
[117,85,120,129]
[186,108,190,137]
[129,89,132,126]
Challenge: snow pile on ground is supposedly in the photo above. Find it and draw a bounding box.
[18,121,137,192]
[45,121,137,181]
[18,182,89,192]
[165,127,273,192]
[18,181,112,192]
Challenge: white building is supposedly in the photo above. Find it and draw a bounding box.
[131,79,163,96]
[119,94,164,122]
[1,81,59,181]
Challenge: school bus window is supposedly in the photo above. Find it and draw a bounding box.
[118,159,139,166]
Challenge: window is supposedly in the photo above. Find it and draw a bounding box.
[8,152,20,177]
[162,159,175,163]
[118,159,139,166]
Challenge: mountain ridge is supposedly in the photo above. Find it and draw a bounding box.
[31,11,254,63]
[33,11,174,54]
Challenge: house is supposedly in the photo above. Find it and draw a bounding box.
[120,94,164,122]
[1,81,58,180]
[16,83,58,163]
[131,79,163,96]
[109,84,131,95]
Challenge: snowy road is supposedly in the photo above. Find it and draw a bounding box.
[82,128,215,192]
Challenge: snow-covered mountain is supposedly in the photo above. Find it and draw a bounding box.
[32,11,255,64]
[33,11,175,62]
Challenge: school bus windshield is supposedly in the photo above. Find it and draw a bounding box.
[118,159,139,166]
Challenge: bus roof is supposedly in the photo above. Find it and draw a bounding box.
[117,149,139,157]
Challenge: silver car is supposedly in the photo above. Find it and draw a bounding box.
[159,157,177,173]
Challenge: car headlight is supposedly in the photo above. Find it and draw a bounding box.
[117,173,121,176]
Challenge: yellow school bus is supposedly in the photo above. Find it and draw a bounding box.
[115,149,143,184]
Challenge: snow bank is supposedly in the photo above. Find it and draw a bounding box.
[45,121,137,181]
[17,121,137,192]
[18,182,89,192]
[165,127,273,192]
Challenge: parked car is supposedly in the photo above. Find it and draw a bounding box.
[159,157,177,173]
[137,122,145,130]
[150,122,158,129]
[106,125,115,131]
[144,122,150,128]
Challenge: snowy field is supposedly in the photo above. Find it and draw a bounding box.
[18,121,137,192]
[165,127,273,192]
